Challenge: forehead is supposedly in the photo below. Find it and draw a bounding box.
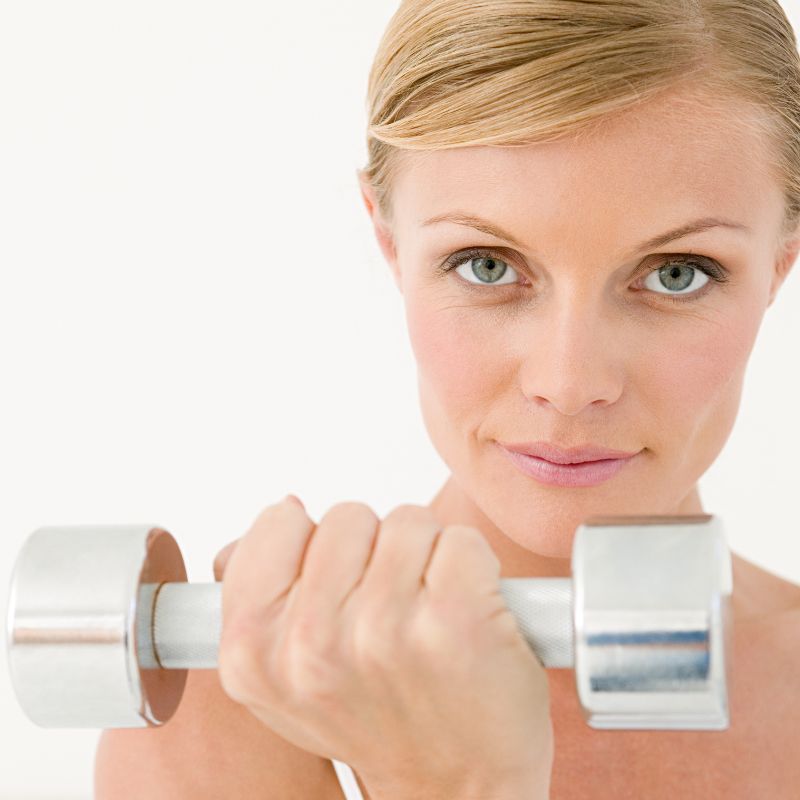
[391,88,784,246]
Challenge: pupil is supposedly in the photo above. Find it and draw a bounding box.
[474,256,507,283]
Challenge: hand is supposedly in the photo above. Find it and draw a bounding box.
[214,497,554,800]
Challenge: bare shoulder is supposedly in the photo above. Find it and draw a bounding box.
[730,554,800,741]
[730,553,800,620]
[94,668,345,799]
[731,553,800,679]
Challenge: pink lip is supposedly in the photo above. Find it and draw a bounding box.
[495,442,641,488]
[498,440,641,464]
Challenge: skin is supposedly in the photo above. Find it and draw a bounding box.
[353,81,800,795]
[94,81,800,800]
[358,82,799,584]
[216,498,553,799]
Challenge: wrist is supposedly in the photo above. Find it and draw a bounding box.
[361,768,550,800]
[369,787,549,800]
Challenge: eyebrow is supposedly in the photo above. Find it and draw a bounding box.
[420,212,751,255]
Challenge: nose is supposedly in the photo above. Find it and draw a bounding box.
[520,292,625,416]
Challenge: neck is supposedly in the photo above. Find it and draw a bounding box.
[426,476,704,578]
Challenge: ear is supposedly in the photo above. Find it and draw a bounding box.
[767,230,800,308]
[356,169,402,292]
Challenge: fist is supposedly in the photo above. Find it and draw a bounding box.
[214,497,554,797]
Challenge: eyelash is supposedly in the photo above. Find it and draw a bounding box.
[436,247,730,304]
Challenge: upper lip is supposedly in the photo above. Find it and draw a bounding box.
[498,440,641,464]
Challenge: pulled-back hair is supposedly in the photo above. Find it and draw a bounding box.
[359,0,800,252]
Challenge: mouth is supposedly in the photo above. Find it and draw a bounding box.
[495,443,641,488]
[498,440,641,464]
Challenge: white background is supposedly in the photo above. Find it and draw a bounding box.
[1,1,798,797]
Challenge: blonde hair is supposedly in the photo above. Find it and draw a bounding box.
[359,0,800,254]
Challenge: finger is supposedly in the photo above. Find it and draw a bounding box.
[213,538,239,581]
[289,502,380,631]
[422,525,501,604]
[221,497,316,626]
[356,504,442,611]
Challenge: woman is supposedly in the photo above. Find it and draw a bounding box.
[95,1,800,797]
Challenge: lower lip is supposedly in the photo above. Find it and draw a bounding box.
[497,445,638,487]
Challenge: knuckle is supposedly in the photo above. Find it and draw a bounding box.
[286,607,323,650]
[250,499,299,529]
[384,503,438,528]
[415,584,490,643]
[441,523,481,543]
[352,614,400,670]
[407,612,447,657]
[280,633,340,706]
[323,501,379,527]
[442,524,500,566]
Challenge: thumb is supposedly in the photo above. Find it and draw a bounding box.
[213,538,240,581]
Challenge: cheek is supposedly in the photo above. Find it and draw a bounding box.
[405,301,505,418]
[404,287,763,458]
[639,308,761,448]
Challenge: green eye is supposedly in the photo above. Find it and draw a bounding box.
[437,247,730,303]
[439,249,520,287]
[643,262,710,298]
[456,254,517,285]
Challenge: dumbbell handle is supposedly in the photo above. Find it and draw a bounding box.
[140,578,575,670]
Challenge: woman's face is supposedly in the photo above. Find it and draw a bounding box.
[359,85,798,562]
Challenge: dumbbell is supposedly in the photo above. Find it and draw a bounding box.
[6,514,732,732]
